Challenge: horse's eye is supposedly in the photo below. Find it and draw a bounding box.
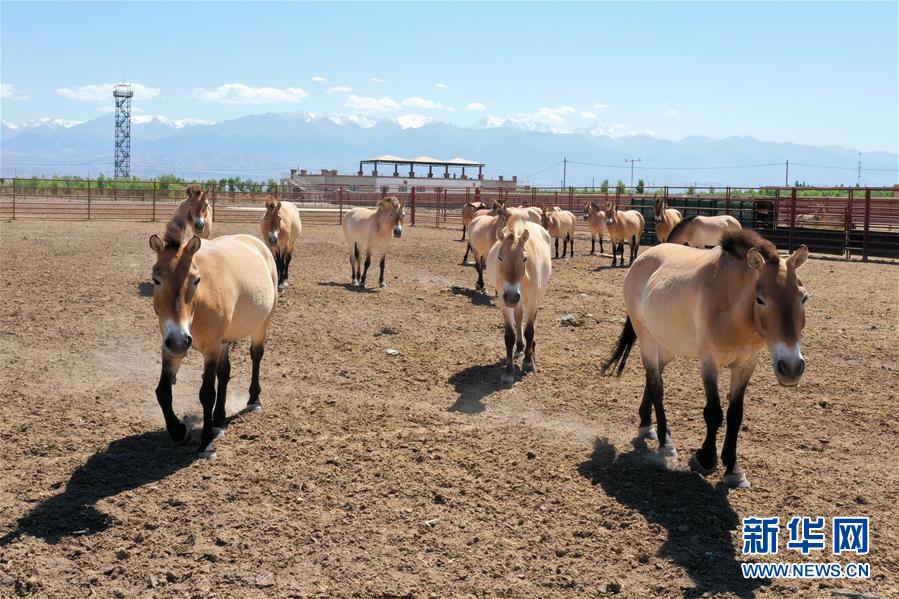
[152,277,161,286]
[522,255,528,262]
[756,296,766,306]
[801,294,809,304]
[194,276,202,287]
[497,256,503,262]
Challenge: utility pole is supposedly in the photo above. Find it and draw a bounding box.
[785,160,789,186]
[562,157,567,189]
[624,158,641,187]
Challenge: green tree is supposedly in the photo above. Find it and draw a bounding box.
[600,178,609,193]
[635,179,645,194]
[616,180,626,194]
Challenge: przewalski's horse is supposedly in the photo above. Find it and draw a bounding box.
[461,201,489,241]
[601,230,810,488]
[541,205,577,258]
[485,217,552,383]
[652,196,683,243]
[462,200,502,264]
[260,197,303,291]
[666,214,742,248]
[604,201,646,267]
[149,217,278,460]
[583,201,608,255]
[514,205,544,225]
[467,205,509,292]
[342,196,405,288]
[173,184,214,239]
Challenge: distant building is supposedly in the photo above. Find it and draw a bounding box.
[282,155,518,196]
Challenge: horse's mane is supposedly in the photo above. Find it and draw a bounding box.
[502,214,528,239]
[186,183,203,199]
[164,215,188,248]
[665,215,696,243]
[721,229,779,265]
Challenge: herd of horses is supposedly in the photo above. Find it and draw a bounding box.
[147,185,811,488]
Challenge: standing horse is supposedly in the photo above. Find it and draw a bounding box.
[149,217,278,460]
[260,197,303,291]
[666,214,741,248]
[601,230,810,488]
[467,205,509,292]
[461,201,489,241]
[583,201,608,255]
[485,217,552,383]
[652,196,683,243]
[541,206,577,258]
[173,184,213,239]
[604,201,646,267]
[342,196,405,288]
[515,205,544,225]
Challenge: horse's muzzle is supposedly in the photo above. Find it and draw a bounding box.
[194,218,205,231]
[502,292,520,307]
[606,219,614,226]
[583,214,588,221]
[393,226,403,238]
[654,216,662,223]
[268,233,278,245]
[774,357,805,387]
[164,332,192,357]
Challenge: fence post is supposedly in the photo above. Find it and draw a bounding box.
[568,187,573,212]
[788,187,797,252]
[844,189,853,259]
[211,183,217,222]
[410,187,416,226]
[87,179,92,221]
[152,181,157,222]
[862,189,871,261]
[725,186,731,215]
[339,186,344,224]
[12,177,16,220]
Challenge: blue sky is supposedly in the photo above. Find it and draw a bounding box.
[1,1,897,152]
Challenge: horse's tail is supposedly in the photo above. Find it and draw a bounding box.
[601,316,636,377]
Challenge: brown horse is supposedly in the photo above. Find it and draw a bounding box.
[173,184,213,239]
[467,205,509,292]
[602,230,810,488]
[666,214,741,248]
[342,196,405,288]
[604,201,646,267]
[461,201,489,241]
[652,196,683,243]
[149,217,278,460]
[583,201,607,255]
[541,206,577,258]
[485,217,552,383]
[260,198,303,291]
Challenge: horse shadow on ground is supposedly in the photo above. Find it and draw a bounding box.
[0,430,194,546]
[449,285,493,307]
[578,437,769,599]
[137,281,154,297]
[317,281,376,293]
[447,361,514,414]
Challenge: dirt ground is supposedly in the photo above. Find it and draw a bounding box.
[1,220,896,599]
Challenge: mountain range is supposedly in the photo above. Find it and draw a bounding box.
[1,112,896,187]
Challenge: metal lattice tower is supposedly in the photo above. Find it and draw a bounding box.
[113,84,134,179]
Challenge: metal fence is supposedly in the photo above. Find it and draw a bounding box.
[1,179,896,260]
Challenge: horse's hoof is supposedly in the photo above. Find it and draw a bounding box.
[198,449,217,461]
[522,360,536,373]
[380,282,387,288]
[351,279,358,286]
[513,350,525,360]
[171,423,190,445]
[212,427,226,440]
[637,425,658,441]
[500,373,515,385]
[689,452,718,475]
[657,443,678,459]
[723,471,751,489]
[245,402,262,414]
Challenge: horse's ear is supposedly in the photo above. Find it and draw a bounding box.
[184,236,202,256]
[496,226,508,243]
[747,248,766,272]
[149,234,164,254]
[519,228,530,244]
[788,245,809,270]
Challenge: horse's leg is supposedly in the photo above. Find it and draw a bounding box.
[721,358,757,489]
[610,238,617,267]
[462,242,472,265]
[600,235,604,255]
[554,237,559,259]
[247,342,265,412]
[639,341,674,456]
[522,308,538,373]
[475,254,485,292]
[513,304,525,359]
[359,252,372,288]
[283,252,292,287]
[690,360,722,474]
[155,356,188,444]
[461,223,466,241]
[501,307,516,384]
[569,233,574,257]
[630,235,638,264]
[212,342,232,440]
[350,243,359,285]
[198,350,222,460]
[591,235,596,255]
[378,254,387,288]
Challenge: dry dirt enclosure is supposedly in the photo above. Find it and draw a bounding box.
[0,220,897,599]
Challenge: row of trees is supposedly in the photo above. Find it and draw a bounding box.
[0,174,281,193]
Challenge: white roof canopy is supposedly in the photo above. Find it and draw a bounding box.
[361,155,485,167]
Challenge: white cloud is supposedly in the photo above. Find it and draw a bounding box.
[401,96,446,110]
[1,84,28,100]
[666,109,678,115]
[196,83,309,104]
[580,111,597,119]
[345,94,400,113]
[466,102,486,111]
[57,82,160,101]
[327,85,352,93]
[395,114,431,129]
[435,82,449,89]
[512,105,577,129]
[371,77,387,83]
[592,102,609,109]
[312,76,327,82]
